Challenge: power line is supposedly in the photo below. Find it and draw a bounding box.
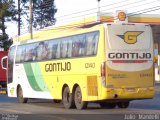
[39,5,160,32]
[20,1,160,34]
[56,0,159,24]
[21,0,159,27]
[101,0,159,13]
[128,5,160,16]
[55,0,147,19]
[129,7,160,17]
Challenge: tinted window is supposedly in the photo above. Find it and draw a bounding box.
[16,31,99,63]
[8,46,16,83]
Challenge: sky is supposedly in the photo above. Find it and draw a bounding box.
[6,0,160,37]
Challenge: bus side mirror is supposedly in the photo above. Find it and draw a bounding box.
[1,56,8,70]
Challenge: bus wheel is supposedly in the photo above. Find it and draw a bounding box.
[99,102,116,109]
[74,86,88,110]
[62,86,75,109]
[17,86,28,103]
[117,101,130,108]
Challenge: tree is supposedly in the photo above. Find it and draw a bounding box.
[21,0,57,29]
[0,0,17,50]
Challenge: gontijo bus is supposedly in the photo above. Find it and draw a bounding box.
[3,14,155,110]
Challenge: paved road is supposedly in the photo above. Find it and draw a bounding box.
[0,84,159,120]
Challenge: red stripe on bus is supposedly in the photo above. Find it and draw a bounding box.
[112,60,148,63]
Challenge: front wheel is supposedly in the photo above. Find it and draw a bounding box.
[117,101,130,108]
[74,86,88,110]
[62,86,75,109]
[17,86,28,103]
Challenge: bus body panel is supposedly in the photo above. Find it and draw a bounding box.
[7,25,105,101]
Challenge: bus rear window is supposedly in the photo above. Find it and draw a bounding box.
[107,24,151,50]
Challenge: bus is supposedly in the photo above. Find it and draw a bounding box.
[3,21,155,109]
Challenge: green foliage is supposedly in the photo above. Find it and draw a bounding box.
[0,33,13,51]
[21,0,57,29]
[0,0,18,21]
[0,0,17,51]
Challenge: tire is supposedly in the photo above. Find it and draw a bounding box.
[100,102,116,109]
[74,86,88,110]
[62,86,75,109]
[117,101,130,108]
[17,86,28,103]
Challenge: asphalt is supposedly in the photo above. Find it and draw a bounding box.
[155,82,160,91]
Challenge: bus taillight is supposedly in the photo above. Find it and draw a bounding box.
[101,62,106,87]
[101,62,105,76]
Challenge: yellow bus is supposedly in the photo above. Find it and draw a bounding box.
[4,21,155,109]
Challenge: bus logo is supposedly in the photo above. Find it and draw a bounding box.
[117,31,143,44]
[118,11,126,21]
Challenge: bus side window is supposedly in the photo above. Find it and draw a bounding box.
[20,46,26,62]
[79,35,86,56]
[56,41,61,59]
[48,41,53,59]
[85,32,99,56]
[24,44,37,62]
[36,42,49,61]
[93,32,99,55]
[72,34,85,57]
[66,39,72,58]
[16,46,22,63]
[86,34,93,56]
[72,40,80,57]
[61,38,68,58]
[52,43,58,59]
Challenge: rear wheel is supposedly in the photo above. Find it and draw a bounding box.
[17,86,28,103]
[117,101,130,108]
[62,86,75,109]
[100,102,116,109]
[74,86,88,110]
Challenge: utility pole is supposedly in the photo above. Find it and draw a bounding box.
[97,0,101,22]
[18,0,20,36]
[29,0,33,39]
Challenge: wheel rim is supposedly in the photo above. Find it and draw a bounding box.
[65,90,70,104]
[63,87,69,104]
[18,87,27,103]
[74,86,88,109]
[76,90,82,104]
[18,88,23,101]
